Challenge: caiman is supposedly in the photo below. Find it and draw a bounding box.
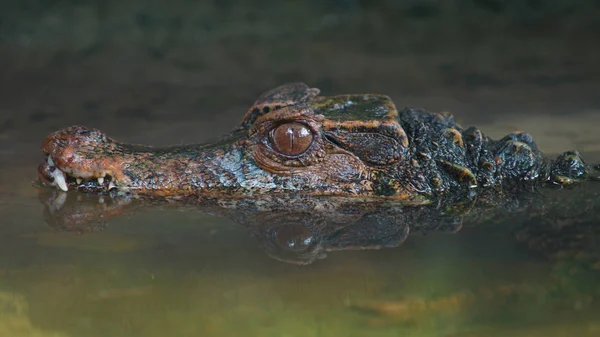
[34,83,600,311]
[37,82,595,203]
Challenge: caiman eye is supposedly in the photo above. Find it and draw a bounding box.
[269,122,314,156]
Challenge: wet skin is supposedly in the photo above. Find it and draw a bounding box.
[38,82,593,203]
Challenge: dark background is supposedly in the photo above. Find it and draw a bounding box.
[1,0,599,152]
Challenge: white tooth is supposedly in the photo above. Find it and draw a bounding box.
[47,156,55,166]
[52,169,68,192]
[98,177,104,185]
[108,182,116,190]
[98,196,105,204]
[76,178,83,184]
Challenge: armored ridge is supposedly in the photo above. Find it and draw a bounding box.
[38,83,594,203]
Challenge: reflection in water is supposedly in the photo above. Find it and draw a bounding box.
[0,184,595,336]
[37,186,475,265]
[36,182,600,273]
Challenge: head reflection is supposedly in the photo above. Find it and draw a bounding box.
[38,187,467,265]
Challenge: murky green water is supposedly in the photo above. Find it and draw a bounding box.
[1,139,600,337]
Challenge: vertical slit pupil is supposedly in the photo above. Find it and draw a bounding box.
[271,123,313,156]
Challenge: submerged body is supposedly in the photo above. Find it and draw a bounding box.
[38,83,592,203]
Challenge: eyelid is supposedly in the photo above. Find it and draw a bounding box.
[248,107,324,137]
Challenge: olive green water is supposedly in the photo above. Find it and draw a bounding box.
[2,168,600,337]
[2,1,600,336]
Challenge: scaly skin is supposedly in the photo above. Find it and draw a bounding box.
[38,82,593,203]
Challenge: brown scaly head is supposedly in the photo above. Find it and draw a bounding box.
[38,83,595,203]
[38,83,422,202]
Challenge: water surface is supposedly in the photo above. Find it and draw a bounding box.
[1,116,600,337]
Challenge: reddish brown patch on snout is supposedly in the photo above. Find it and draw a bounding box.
[39,125,129,188]
[42,125,106,169]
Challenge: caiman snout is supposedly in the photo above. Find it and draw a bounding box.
[39,125,126,193]
[38,124,260,197]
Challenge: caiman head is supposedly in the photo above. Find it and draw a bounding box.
[38,83,422,201]
[38,83,421,201]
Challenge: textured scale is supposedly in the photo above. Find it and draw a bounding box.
[37,82,595,204]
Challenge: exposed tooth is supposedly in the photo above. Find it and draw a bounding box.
[98,177,104,185]
[76,178,83,184]
[47,156,55,167]
[52,169,68,192]
[98,196,105,204]
[108,182,116,190]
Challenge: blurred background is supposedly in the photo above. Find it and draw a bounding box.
[1,0,600,161]
[1,3,600,336]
